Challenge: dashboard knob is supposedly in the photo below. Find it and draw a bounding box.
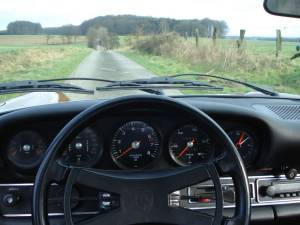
[285,168,298,180]
[3,193,20,207]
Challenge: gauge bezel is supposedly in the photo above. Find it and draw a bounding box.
[226,127,259,168]
[6,130,47,170]
[168,124,214,167]
[110,120,162,169]
[60,127,103,167]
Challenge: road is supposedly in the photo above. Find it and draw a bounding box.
[66,50,180,101]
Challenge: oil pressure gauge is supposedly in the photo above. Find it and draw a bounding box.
[169,125,213,166]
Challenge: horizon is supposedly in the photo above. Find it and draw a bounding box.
[1,0,300,38]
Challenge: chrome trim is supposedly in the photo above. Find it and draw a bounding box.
[0,183,33,187]
[3,211,100,218]
[187,180,255,203]
[187,174,300,210]
[2,174,300,215]
[188,201,300,210]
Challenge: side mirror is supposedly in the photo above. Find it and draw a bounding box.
[264,0,300,18]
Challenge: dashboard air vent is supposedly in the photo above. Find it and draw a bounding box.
[266,105,300,120]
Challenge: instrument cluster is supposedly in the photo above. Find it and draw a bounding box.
[4,119,260,171]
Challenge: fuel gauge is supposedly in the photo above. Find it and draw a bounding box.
[6,131,47,169]
[227,129,258,167]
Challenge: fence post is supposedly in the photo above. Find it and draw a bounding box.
[237,29,246,49]
[276,29,282,58]
[184,32,188,40]
[212,26,217,46]
[195,28,199,47]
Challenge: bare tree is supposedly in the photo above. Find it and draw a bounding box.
[86,26,119,49]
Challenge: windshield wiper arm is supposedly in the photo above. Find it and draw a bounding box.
[0,80,94,95]
[170,73,278,96]
[104,76,222,87]
[96,76,223,94]
[40,77,169,95]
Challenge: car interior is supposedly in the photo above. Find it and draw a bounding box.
[1,1,300,225]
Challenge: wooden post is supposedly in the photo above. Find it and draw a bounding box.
[195,28,199,47]
[184,32,188,40]
[212,26,217,46]
[276,29,282,58]
[237,29,246,49]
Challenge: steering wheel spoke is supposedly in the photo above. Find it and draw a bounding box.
[50,160,69,182]
[67,162,212,194]
[73,207,216,225]
[63,163,221,225]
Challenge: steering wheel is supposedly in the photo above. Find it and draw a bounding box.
[32,95,250,225]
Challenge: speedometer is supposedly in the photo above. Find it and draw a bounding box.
[111,121,161,169]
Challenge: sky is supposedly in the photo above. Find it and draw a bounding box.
[1,0,300,37]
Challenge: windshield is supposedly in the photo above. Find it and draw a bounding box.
[1,0,300,105]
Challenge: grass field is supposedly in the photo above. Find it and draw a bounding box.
[120,36,300,95]
[0,35,87,46]
[0,35,91,101]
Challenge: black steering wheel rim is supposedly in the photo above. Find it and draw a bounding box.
[32,95,250,225]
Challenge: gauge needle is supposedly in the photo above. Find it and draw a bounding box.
[116,146,133,159]
[116,141,141,159]
[239,137,249,146]
[177,139,195,158]
[235,132,246,148]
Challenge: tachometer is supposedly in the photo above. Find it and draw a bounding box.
[6,131,47,169]
[61,127,102,167]
[111,121,160,169]
[169,125,213,166]
[227,129,258,167]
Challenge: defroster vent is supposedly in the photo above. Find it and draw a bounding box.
[266,105,300,120]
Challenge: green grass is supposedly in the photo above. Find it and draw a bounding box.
[0,35,87,46]
[119,36,300,95]
[0,44,92,101]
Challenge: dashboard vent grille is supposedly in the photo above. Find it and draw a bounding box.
[266,105,300,120]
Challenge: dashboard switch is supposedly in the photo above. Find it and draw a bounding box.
[285,168,298,180]
[3,193,20,207]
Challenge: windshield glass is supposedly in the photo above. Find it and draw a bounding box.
[1,0,300,105]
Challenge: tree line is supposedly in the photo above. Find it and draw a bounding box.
[2,15,228,38]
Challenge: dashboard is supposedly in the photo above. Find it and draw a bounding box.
[1,110,265,179]
[0,95,300,225]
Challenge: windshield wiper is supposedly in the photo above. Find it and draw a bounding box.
[0,74,272,97]
[170,73,278,96]
[0,80,94,95]
[95,76,223,94]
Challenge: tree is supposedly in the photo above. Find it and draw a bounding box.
[7,21,42,35]
[87,27,98,48]
[160,19,169,33]
[86,26,120,49]
[5,15,229,38]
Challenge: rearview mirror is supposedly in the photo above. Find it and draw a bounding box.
[264,0,300,18]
